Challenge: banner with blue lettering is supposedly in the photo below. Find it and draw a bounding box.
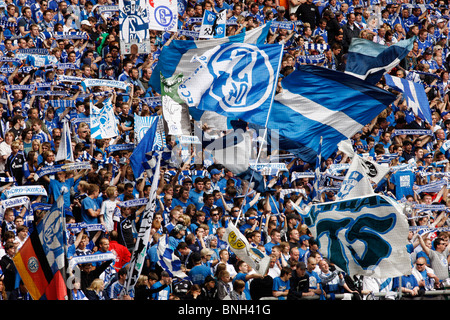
[148,0,177,33]
[296,194,411,278]
[119,0,151,54]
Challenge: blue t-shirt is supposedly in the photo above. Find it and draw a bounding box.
[390,170,416,199]
[151,281,171,300]
[188,264,213,285]
[272,276,290,300]
[81,196,100,224]
[189,189,204,210]
[48,177,74,209]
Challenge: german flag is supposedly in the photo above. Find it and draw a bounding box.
[13,229,67,300]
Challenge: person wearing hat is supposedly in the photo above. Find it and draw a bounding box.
[288,261,315,299]
[298,234,310,262]
[209,168,222,192]
[420,47,439,73]
[199,275,218,300]
[168,223,187,249]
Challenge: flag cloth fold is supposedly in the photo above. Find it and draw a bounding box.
[157,234,187,278]
[267,65,396,163]
[337,139,390,184]
[160,73,191,136]
[345,37,415,85]
[178,42,284,128]
[129,116,164,180]
[223,223,270,275]
[384,73,432,124]
[336,154,376,200]
[55,120,73,162]
[298,194,411,278]
[149,22,272,93]
[13,228,67,300]
[124,152,162,295]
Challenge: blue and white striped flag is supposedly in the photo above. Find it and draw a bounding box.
[345,37,415,85]
[267,65,397,164]
[55,120,73,162]
[157,234,187,278]
[149,22,272,93]
[178,42,284,128]
[384,73,432,124]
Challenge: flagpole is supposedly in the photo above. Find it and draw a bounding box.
[234,43,285,227]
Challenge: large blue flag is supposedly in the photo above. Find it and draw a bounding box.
[178,42,284,128]
[384,73,432,124]
[129,117,163,180]
[266,65,396,163]
[149,22,272,93]
[345,37,415,85]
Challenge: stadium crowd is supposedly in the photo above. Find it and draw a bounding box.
[0,0,449,302]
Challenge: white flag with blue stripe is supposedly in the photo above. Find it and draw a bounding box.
[149,22,272,93]
[178,42,284,127]
[55,120,73,162]
[345,37,415,85]
[384,73,432,124]
[267,65,397,164]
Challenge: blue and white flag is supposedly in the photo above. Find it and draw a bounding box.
[149,22,272,93]
[199,9,226,39]
[90,97,119,139]
[345,37,415,85]
[134,114,165,146]
[148,0,177,33]
[178,0,187,16]
[178,42,284,127]
[384,74,432,124]
[119,0,151,54]
[267,65,396,164]
[129,117,165,180]
[55,120,73,162]
[336,154,375,200]
[299,194,411,278]
[157,234,187,278]
[199,10,218,39]
[125,152,161,295]
[36,195,65,274]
